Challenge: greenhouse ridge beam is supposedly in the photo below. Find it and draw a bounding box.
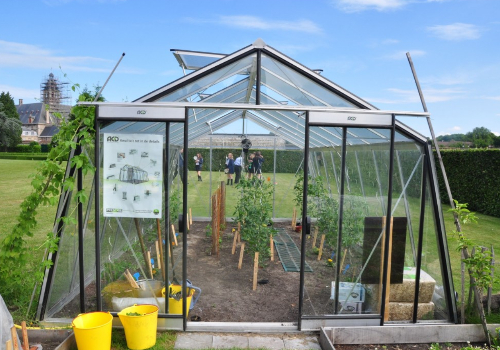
[81,101,430,118]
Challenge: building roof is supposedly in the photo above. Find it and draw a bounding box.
[16,102,46,124]
[39,125,59,137]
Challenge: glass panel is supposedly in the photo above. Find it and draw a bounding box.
[159,53,257,103]
[337,128,391,315]
[418,170,450,322]
[92,121,186,317]
[261,54,359,108]
[303,126,343,316]
[46,148,97,318]
[386,133,426,322]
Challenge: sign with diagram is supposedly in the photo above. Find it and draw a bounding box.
[103,133,163,218]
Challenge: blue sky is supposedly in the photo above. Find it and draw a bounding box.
[1,0,499,138]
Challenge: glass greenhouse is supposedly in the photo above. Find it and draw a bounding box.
[36,39,457,332]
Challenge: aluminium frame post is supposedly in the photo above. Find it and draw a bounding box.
[77,141,85,313]
[94,109,102,310]
[298,111,310,331]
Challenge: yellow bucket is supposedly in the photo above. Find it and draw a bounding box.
[72,311,113,350]
[162,285,194,316]
[118,304,158,350]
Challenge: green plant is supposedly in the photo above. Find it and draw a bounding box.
[205,224,212,237]
[169,189,181,225]
[233,178,276,262]
[429,344,441,350]
[0,84,96,315]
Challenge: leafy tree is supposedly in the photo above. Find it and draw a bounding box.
[466,127,494,148]
[493,135,500,148]
[436,133,467,142]
[0,101,22,150]
[0,92,20,120]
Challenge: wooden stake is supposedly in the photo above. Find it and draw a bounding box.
[125,269,139,288]
[6,340,12,350]
[237,231,241,243]
[292,208,296,229]
[186,213,190,230]
[156,219,165,281]
[312,226,318,248]
[238,243,245,269]
[238,222,241,232]
[171,224,178,246]
[253,252,259,291]
[339,248,348,274]
[147,251,153,278]
[21,321,28,350]
[317,234,325,260]
[11,327,19,350]
[270,235,274,261]
[155,241,161,269]
[232,231,238,255]
[189,208,193,225]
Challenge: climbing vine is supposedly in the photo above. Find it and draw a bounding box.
[0,84,96,312]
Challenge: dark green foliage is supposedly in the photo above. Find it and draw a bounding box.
[435,149,500,217]
[0,92,20,120]
[0,153,47,160]
[0,101,22,149]
[13,142,41,153]
[233,178,276,262]
[186,147,303,173]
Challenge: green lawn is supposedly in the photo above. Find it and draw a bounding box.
[0,160,58,265]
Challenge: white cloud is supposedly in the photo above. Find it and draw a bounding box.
[451,126,461,131]
[0,85,40,101]
[493,131,499,136]
[217,16,323,34]
[427,23,482,41]
[333,0,409,12]
[365,86,465,104]
[0,40,115,72]
[382,39,399,45]
[483,96,500,101]
[384,50,426,60]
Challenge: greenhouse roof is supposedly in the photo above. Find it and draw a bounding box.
[96,39,429,148]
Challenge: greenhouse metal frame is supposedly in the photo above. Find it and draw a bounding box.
[36,39,457,332]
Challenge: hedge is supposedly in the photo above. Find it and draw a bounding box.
[435,149,500,218]
[0,153,47,160]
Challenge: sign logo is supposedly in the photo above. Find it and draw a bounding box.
[347,116,356,121]
[137,110,147,115]
[107,136,119,142]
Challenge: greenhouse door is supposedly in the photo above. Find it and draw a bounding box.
[299,111,395,329]
[94,106,189,331]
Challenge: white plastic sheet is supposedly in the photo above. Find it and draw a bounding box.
[0,295,21,350]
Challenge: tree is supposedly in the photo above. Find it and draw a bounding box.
[466,127,494,148]
[0,101,22,150]
[0,92,20,119]
[494,135,500,148]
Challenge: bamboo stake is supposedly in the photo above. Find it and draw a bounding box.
[155,241,161,269]
[232,231,238,255]
[11,327,19,350]
[21,321,28,350]
[461,250,465,324]
[147,251,153,278]
[312,226,318,248]
[270,234,274,262]
[189,208,193,225]
[317,234,325,261]
[253,252,259,290]
[133,218,151,278]
[292,208,296,229]
[238,243,245,269]
[6,340,12,350]
[339,248,348,274]
[171,224,178,246]
[488,245,495,315]
[156,219,165,281]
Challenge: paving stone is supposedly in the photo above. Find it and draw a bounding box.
[174,333,213,349]
[284,336,321,350]
[212,335,249,349]
[249,336,285,349]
